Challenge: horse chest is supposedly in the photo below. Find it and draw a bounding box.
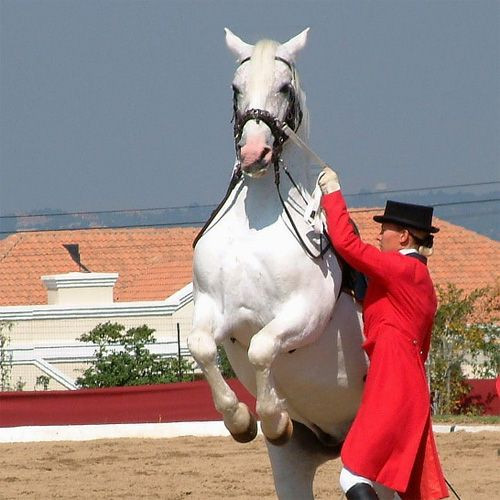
[196,230,336,336]
[210,224,306,286]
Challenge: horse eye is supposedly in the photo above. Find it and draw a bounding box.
[232,84,241,95]
[279,83,292,95]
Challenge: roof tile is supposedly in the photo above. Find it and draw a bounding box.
[0,216,498,306]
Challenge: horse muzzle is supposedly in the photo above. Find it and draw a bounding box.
[234,108,287,178]
[239,135,274,177]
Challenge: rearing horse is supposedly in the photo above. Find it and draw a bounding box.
[188,28,368,498]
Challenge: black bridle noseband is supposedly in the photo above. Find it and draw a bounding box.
[193,55,329,260]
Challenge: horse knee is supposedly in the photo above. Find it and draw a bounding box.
[248,334,277,369]
[187,330,217,366]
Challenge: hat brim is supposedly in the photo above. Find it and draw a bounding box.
[373,215,440,233]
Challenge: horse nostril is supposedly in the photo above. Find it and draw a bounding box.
[260,147,271,161]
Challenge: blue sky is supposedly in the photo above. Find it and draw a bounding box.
[1,0,498,215]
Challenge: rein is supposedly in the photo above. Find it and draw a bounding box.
[192,165,242,249]
[273,159,330,260]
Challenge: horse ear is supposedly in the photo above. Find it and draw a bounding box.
[279,28,310,61]
[225,28,253,62]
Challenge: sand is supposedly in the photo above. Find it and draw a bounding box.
[0,431,498,499]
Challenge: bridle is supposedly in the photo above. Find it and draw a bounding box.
[193,55,329,260]
[232,56,303,166]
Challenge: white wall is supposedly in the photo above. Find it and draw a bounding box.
[0,283,194,390]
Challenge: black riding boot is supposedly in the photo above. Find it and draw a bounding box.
[345,482,379,499]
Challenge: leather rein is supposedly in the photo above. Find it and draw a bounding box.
[193,56,330,260]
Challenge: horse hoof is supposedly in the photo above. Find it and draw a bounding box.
[230,412,258,443]
[265,417,293,446]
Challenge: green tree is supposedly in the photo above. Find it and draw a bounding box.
[217,345,236,378]
[0,321,13,391]
[429,284,499,415]
[0,321,25,392]
[76,322,194,388]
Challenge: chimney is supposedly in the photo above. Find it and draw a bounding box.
[63,243,91,272]
[41,272,119,305]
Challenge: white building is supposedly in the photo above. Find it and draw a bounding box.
[0,227,197,390]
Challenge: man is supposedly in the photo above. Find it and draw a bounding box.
[319,167,448,500]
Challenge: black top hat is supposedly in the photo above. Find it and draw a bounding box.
[373,200,439,233]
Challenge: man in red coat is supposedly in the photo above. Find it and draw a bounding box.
[319,167,449,500]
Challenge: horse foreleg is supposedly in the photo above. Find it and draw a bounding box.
[247,316,306,444]
[187,328,257,442]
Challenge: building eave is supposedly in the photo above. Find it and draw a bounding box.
[0,283,193,321]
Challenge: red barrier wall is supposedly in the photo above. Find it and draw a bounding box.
[1,378,496,429]
[465,378,499,415]
[0,379,256,428]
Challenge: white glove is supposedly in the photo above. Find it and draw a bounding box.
[318,166,341,195]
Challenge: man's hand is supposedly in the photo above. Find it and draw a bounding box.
[318,166,341,195]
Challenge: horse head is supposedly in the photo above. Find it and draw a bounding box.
[225,28,309,178]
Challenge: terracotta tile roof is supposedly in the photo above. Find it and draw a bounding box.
[0,228,198,306]
[0,213,498,306]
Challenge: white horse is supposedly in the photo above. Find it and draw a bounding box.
[188,29,368,498]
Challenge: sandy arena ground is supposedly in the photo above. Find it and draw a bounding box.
[0,431,498,499]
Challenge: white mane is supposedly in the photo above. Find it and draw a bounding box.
[248,40,279,99]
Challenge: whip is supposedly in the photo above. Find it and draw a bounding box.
[281,123,329,233]
[281,123,330,169]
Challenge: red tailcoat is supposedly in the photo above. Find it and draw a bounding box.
[321,191,448,500]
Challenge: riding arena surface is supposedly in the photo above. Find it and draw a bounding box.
[0,431,498,499]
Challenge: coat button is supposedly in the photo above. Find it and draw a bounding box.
[412,339,418,345]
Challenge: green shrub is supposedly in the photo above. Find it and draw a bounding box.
[217,345,236,378]
[76,322,194,388]
[429,284,499,415]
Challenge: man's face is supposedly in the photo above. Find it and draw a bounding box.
[377,223,407,252]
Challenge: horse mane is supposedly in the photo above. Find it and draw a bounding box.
[249,39,309,137]
[248,39,280,98]
[250,39,311,191]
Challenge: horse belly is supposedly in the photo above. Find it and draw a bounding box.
[224,292,366,438]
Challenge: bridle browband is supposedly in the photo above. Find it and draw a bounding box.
[193,54,329,260]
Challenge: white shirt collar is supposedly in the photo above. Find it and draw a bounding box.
[399,248,418,255]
